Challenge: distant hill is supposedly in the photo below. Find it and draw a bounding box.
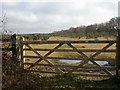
[51,17,119,38]
[19,17,120,40]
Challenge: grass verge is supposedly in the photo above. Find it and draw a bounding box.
[7,74,120,89]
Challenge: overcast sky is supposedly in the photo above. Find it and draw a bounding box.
[1,0,120,34]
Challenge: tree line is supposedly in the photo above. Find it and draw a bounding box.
[51,17,120,39]
[21,17,120,40]
[22,33,50,40]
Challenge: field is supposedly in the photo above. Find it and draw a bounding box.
[24,36,116,63]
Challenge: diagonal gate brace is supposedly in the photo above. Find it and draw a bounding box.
[66,42,114,75]
[25,44,64,73]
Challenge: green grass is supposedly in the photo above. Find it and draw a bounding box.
[38,75,120,89]
[41,75,93,88]
[19,74,120,89]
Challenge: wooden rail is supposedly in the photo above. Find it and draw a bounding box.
[1,34,17,58]
[23,48,116,52]
[24,63,116,69]
[1,38,12,51]
[0,39,11,42]
[20,38,117,77]
[22,40,116,44]
[23,56,115,62]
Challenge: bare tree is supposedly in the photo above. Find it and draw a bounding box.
[0,11,7,34]
[0,11,12,34]
[108,17,120,31]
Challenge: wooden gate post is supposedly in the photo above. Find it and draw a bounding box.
[20,37,24,69]
[11,34,18,64]
[116,32,120,76]
[11,34,17,58]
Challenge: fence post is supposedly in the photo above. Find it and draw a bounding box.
[116,32,120,76]
[11,34,17,63]
[20,37,24,69]
[23,37,26,64]
[11,34,17,57]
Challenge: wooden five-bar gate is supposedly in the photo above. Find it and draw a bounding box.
[20,38,119,77]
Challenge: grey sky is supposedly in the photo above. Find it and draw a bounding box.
[1,0,119,34]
